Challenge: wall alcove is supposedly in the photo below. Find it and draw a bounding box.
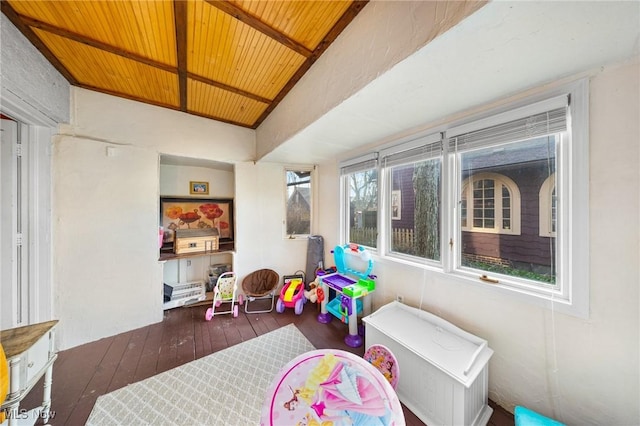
[159,154,235,310]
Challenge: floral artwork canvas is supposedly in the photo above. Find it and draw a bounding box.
[160,197,234,246]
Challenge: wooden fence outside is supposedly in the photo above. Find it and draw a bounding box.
[350,227,415,251]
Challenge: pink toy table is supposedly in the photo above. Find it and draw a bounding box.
[261,349,405,426]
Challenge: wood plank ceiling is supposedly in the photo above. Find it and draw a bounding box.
[1,0,367,128]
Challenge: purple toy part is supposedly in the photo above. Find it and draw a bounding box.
[340,295,353,316]
[345,333,363,348]
[317,312,332,323]
[322,274,356,291]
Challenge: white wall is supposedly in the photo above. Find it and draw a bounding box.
[54,88,318,349]
[315,61,640,425]
[0,14,69,125]
[53,136,162,349]
[160,164,234,199]
[258,1,640,166]
[53,88,256,349]
[234,162,309,284]
[62,88,255,164]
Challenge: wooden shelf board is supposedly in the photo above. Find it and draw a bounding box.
[159,243,234,261]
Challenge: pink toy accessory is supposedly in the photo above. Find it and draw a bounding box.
[363,344,399,389]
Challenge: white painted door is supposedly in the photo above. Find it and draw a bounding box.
[1,117,28,328]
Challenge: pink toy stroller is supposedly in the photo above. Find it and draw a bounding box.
[205,271,242,320]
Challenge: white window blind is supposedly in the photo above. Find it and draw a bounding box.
[380,133,443,168]
[340,152,378,175]
[448,95,569,151]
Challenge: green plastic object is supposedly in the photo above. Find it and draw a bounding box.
[343,278,376,297]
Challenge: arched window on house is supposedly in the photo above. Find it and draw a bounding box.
[539,173,556,237]
[461,172,521,235]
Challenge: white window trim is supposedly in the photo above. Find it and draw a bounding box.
[339,78,589,319]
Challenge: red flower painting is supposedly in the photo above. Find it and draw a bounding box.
[160,198,233,244]
[199,203,224,220]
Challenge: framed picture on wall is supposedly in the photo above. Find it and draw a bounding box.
[189,181,209,195]
[160,197,234,248]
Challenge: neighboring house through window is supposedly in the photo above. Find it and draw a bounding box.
[460,172,521,235]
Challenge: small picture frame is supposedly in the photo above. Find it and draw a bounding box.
[190,181,209,195]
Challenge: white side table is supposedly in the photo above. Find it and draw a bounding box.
[1,320,58,426]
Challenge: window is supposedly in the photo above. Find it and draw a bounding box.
[285,168,313,238]
[449,97,567,291]
[338,80,589,317]
[460,172,521,235]
[381,134,442,262]
[341,154,378,249]
[456,137,555,284]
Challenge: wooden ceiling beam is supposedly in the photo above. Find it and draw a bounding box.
[3,0,368,129]
[76,82,181,113]
[204,0,313,58]
[18,14,176,74]
[173,0,188,112]
[0,2,78,84]
[187,73,271,105]
[12,6,273,114]
[252,0,369,128]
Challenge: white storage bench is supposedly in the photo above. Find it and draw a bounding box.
[363,301,494,426]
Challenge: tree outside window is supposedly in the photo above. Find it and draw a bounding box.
[348,169,378,248]
[286,169,312,236]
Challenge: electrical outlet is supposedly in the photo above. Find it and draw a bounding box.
[396,295,404,303]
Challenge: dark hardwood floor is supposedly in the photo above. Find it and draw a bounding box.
[21,300,513,425]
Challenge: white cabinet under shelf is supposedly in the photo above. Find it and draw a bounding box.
[160,249,234,310]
